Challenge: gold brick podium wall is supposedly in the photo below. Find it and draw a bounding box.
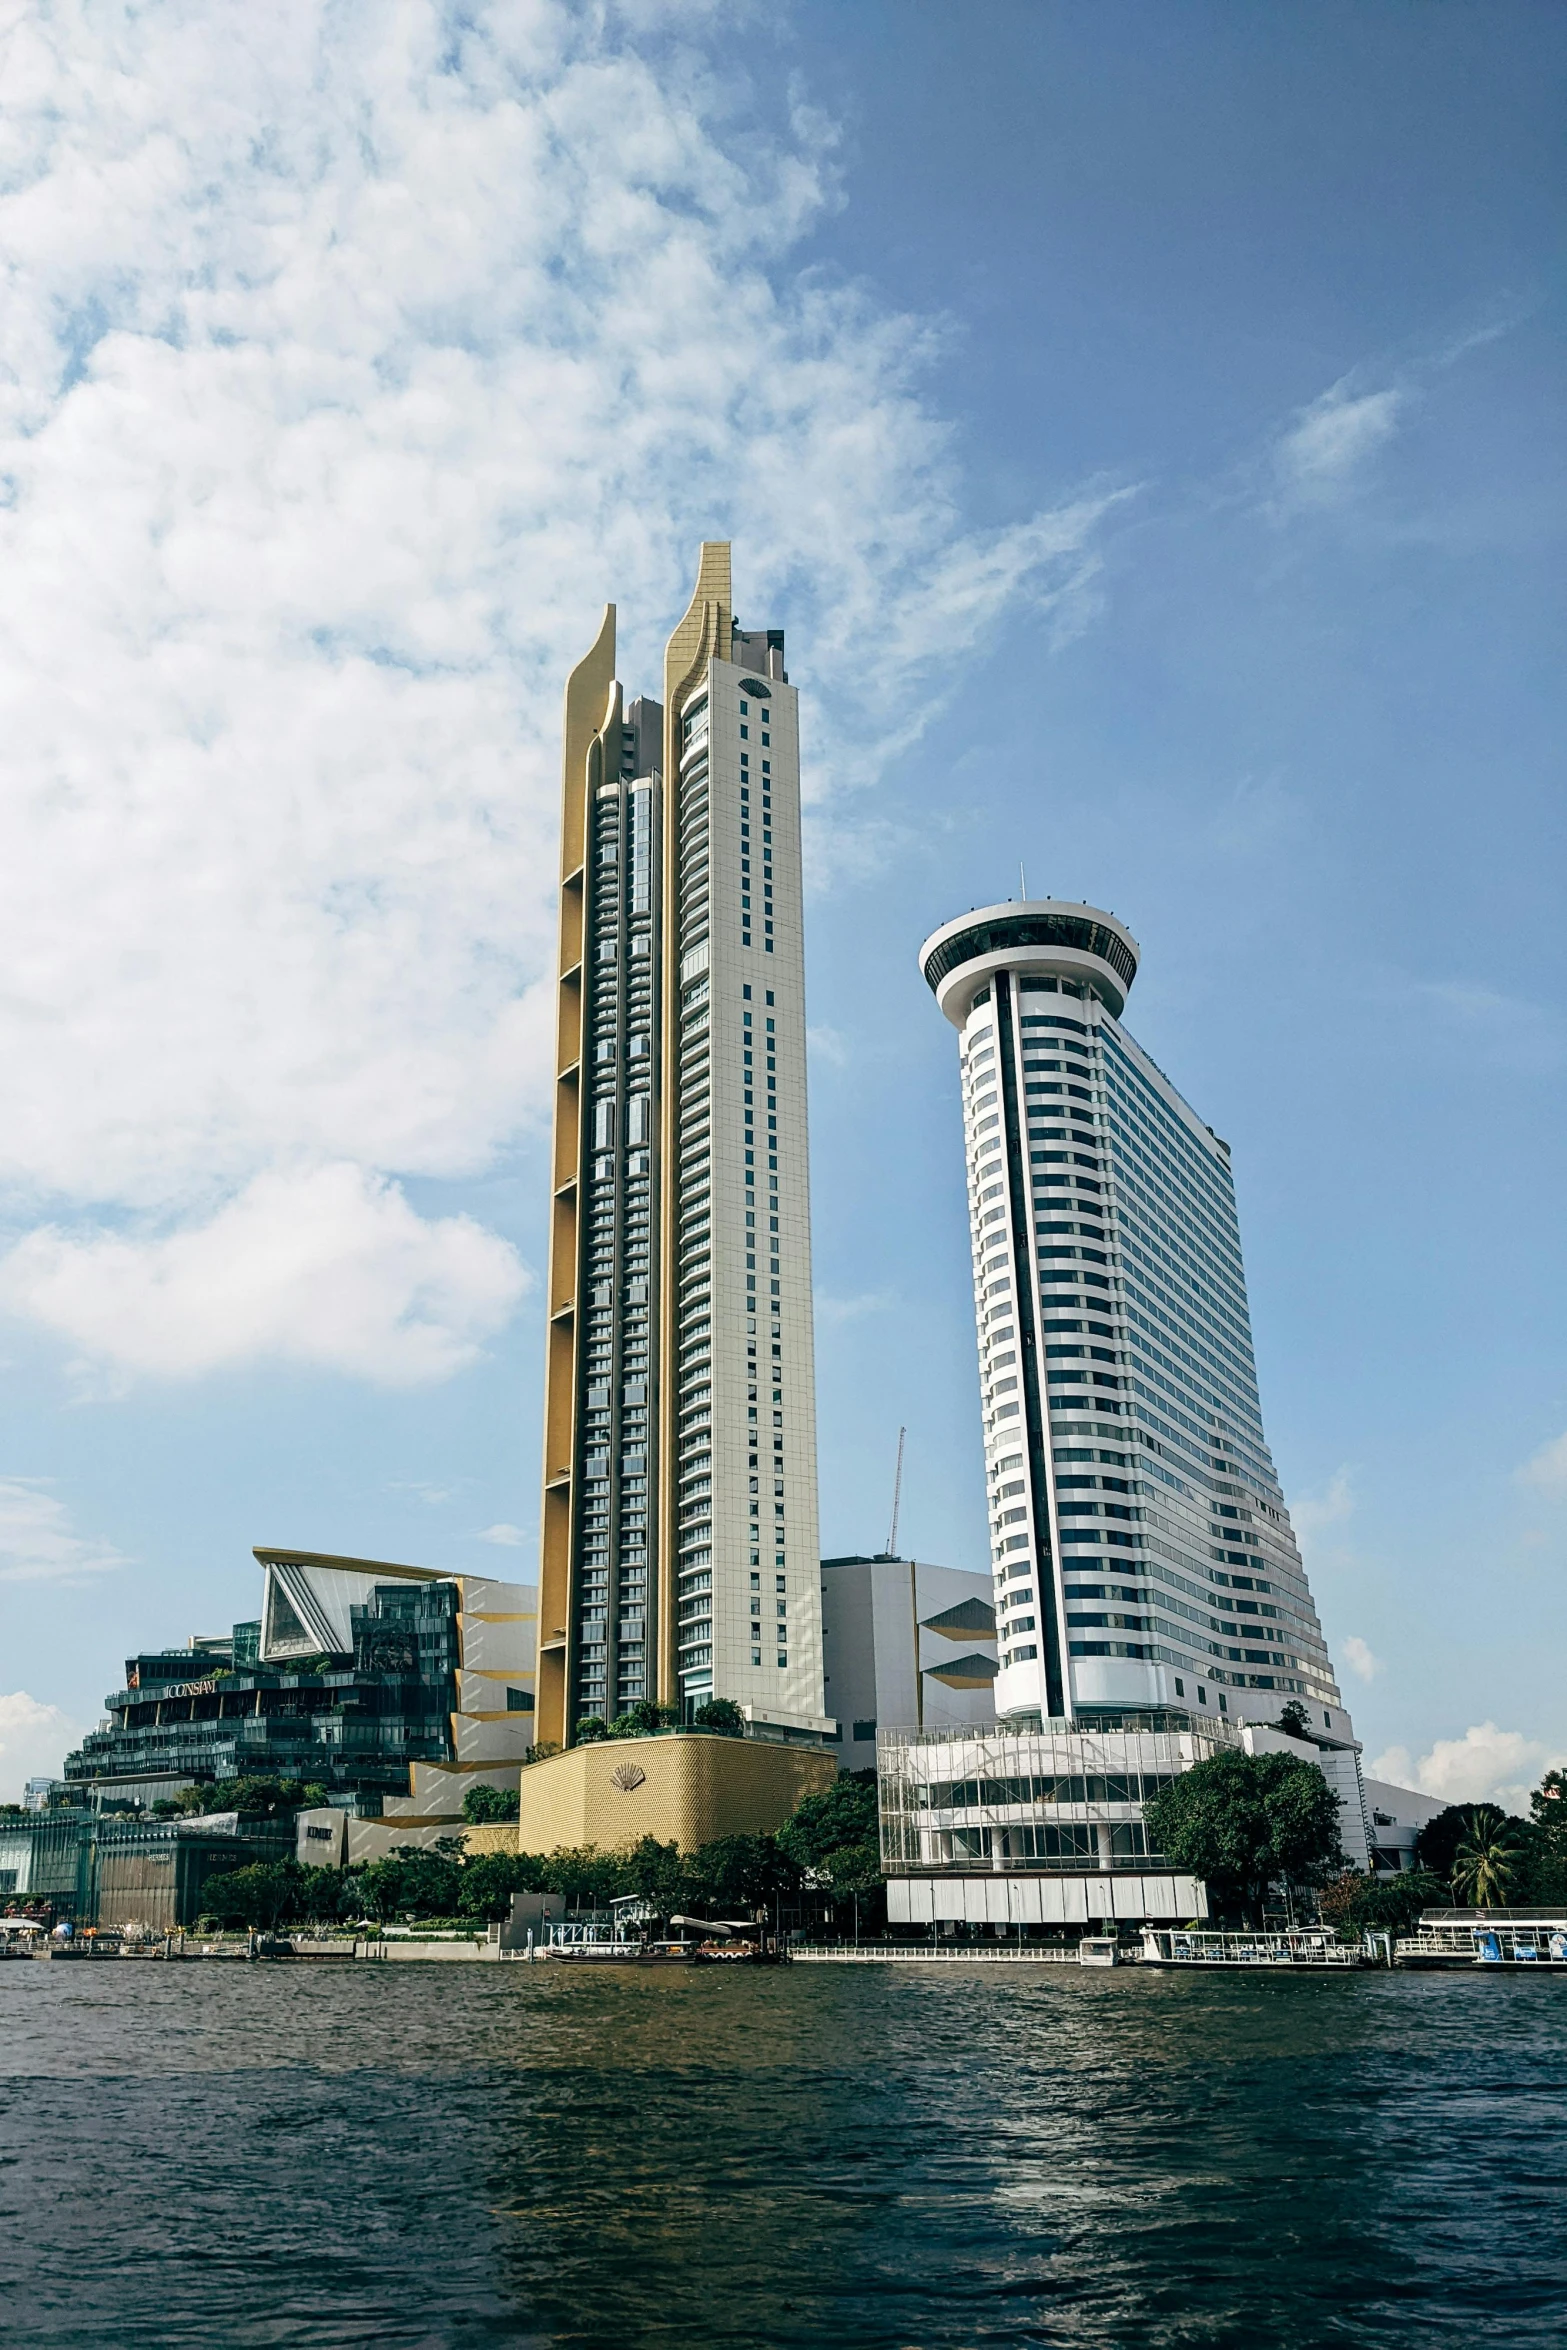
[460,1823,523,1857]
[513,1733,836,1855]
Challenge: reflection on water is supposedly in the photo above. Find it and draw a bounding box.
[2,1962,1564,2346]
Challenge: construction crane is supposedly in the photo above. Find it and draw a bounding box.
[884,1425,906,1560]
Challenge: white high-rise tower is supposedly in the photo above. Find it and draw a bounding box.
[918,900,1349,1739]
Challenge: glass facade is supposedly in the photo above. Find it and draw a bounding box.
[63,1581,461,1811]
[878,1721,1232,1878]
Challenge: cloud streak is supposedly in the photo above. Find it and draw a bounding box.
[1519,1430,1567,1501]
[1290,1466,1354,1542]
[0,1479,128,1585]
[1278,378,1409,517]
[1273,381,1403,509]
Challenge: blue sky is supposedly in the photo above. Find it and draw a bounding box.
[1,1,1562,1809]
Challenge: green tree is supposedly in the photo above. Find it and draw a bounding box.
[350,1840,467,1923]
[540,1844,626,1905]
[188,1776,326,1820]
[777,1770,882,1895]
[777,1771,877,1863]
[609,1701,681,1738]
[199,1860,306,1930]
[1529,1767,1567,1850]
[1320,1867,1446,1939]
[817,1838,885,1900]
[392,1839,465,1917]
[1521,1769,1567,1901]
[1511,1776,1567,1905]
[456,1851,547,1921]
[1273,1700,1314,1741]
[462,1784,520,1824]
[353,1858,406,1924]
[687,1834,801,1912]
[1450,1805,1525,1906]
[1143,1748,1344,1923]
[574,1716,609,1745]
[296,1864,354,1925]
[691,1699,744,1736]
[1413,1804,1474,1882]
[620,1835,689,1918]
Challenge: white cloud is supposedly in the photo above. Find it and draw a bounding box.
[1290,1467,1354,1542]
[1369,1721,1566,1815]
[0,1478,128,1585]
[1519,1430,1567,1501]
[0,1690,88,1803]
[0,1,1118,1387]
[1402,980,1566,1077]
[1340,1635,1380,1683]
[815,1289,896,1329]
[1275,381,1403,508]
[0,1165,527,1386]
[476,1522,526,1548]
[808,1026,850,1071]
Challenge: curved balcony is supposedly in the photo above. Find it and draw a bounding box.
[919,900,1140,1023]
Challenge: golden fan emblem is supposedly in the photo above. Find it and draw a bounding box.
[611,1762,647,1792]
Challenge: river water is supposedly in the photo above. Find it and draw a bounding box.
[1,1959,1562,2347]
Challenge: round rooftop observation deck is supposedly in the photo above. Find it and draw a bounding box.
[919,901,1140,1024]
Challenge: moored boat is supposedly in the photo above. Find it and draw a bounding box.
[1140,1927,1362,1968]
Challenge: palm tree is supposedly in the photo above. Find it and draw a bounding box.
[1450,1805,1523,1907]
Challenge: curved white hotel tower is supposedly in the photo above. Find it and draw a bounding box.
[918,901,1349,1739]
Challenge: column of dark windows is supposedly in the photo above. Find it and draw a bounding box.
[574,784,623,1724]
[673,699,716,1701]
[994,970,1065,1718]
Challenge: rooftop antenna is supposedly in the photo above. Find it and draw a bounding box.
[1020,860,1028,901]
[885,1425,906,1559]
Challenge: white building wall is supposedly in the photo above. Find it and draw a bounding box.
[821,1555,998,1773]
[671,651,822,1724]
[1362,1776,1447,1872]
[889,1873,1208,1926]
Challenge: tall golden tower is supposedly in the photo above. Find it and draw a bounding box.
[535,548,828,1749]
